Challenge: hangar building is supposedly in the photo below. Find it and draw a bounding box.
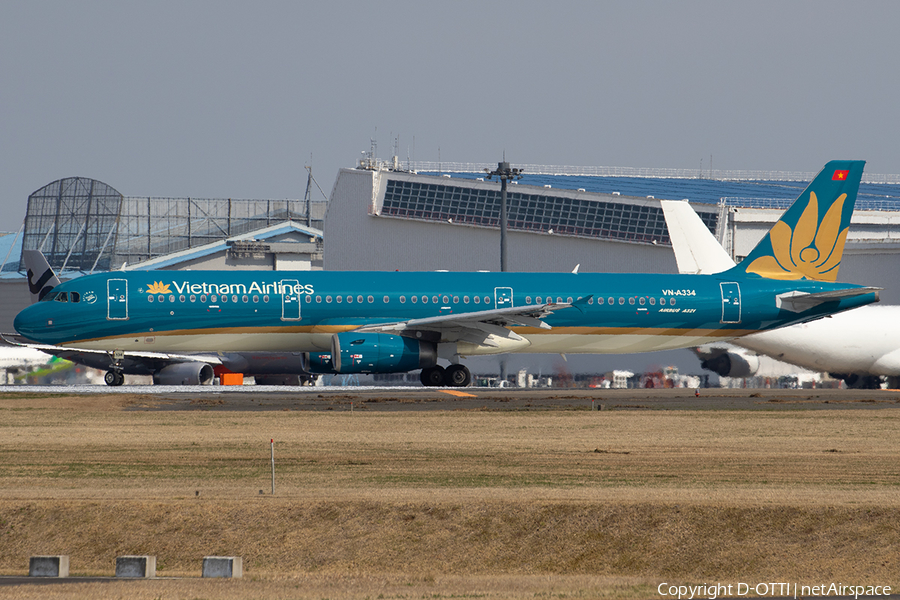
[0,176,326,332]
[325,158,900,303]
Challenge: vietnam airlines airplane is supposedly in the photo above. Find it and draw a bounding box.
[12,160,881,387]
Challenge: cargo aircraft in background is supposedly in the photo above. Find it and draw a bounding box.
[12,160,881,387]
[660,195,900,389]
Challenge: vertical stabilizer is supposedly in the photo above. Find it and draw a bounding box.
[660,200,736,274]
[733,160,865,281]
[23,250,60,304]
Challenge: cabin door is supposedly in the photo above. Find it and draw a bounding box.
[281,279,301,321]
[719,282,741,324]
[107,279,128,320]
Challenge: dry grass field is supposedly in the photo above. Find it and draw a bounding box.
[0,391,899,599]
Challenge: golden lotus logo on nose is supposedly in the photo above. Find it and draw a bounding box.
[745,192,848,281]
[146,281,172,294]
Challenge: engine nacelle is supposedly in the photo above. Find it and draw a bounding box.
[306,352,336,374]
[331,332,437,374]
[700,351,760,378]
[153,362,215,385]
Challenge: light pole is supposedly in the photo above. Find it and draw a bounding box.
[484,161,524,272]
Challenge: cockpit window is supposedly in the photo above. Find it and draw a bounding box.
[40,291,59,302]
[55,292,68,302]
[71,291,80,303]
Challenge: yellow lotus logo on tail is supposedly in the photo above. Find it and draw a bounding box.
[147,281,172,294]
[745,192,849,282]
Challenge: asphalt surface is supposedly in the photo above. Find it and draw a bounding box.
[3,384,900,411]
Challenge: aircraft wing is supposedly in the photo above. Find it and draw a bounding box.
[355,302,577,352]
[0,334,222,371]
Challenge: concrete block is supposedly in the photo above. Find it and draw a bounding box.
[115,555,156,578]
[29,555,69,577]
[202,556,243,578]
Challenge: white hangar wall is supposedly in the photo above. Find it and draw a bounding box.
[324,168,682,275]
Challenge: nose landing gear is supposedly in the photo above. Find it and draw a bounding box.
[104,370,125,386]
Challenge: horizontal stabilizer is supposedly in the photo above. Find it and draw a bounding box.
[776,287,881,312]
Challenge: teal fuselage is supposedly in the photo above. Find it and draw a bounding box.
[13,269,878,356]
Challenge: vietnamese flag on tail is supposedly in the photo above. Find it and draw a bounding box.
[833,169,850,180]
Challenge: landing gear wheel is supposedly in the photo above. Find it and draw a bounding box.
[445,364,471,387]
[420,365,446,387]
[104,371,124,386]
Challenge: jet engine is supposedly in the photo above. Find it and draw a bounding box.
[153,362,215,385]
[700,351,760,378]
[330,332,437,374]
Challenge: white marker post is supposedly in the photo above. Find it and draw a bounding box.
[270,439,275,495]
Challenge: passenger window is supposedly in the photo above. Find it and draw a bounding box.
[422,296,428,304]
[526,296,532,304]
[411,296,417,303]
[536,296,542,304]
[368,296,374,303]
[598,297,604,305]
[618,297,625,305]
[190,295,196,302]
[347,295,353,303]
[221,295,228,303]
[357,295,363,304]
[336,296,342,303]
[566,297,573,303]
[629,297,635,305]
[463,296,469,304]
[180,295,186,302]
[608,297,614,305]
[473,296,480,304]
[639,297,645,305]
[484,296,490,304]
[400,296,406,303]
[231,295,237,303]
[453,296,459,304]
[649,297,655,305]
[556,297,563,303]
[200,295,207,303]
[211,295,218,303]
[253,295,260,303]
[669,298,676,306]
[315,296,321,303]
[148,295,154,303]
[432,296,438,304]
[383,296,390,303]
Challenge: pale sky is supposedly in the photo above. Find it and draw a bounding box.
[3,1,899,228]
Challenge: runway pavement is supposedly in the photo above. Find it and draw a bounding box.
[2,384,900,411]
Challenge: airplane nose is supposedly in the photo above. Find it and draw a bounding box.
[13,305,45,340]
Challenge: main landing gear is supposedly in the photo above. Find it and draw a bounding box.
[420,364,472,387]
[104,370,125,386]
